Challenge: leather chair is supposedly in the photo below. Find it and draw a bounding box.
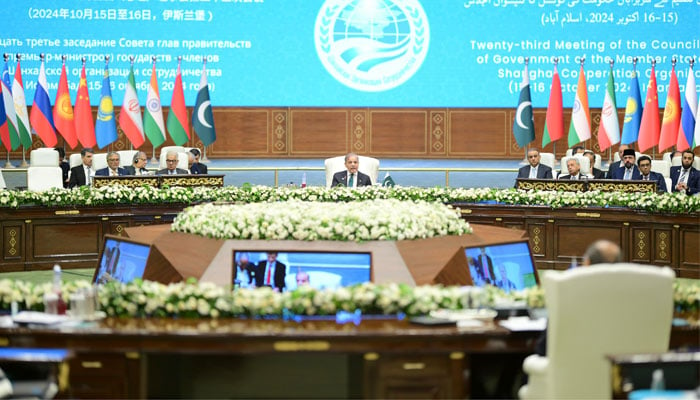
[91,153,108,172]
[519,264,674,399]
[158,146,188,170]
[117,150,139,168]
[559,155,591,177]
[27,148,63,192]
[324,155,379,188]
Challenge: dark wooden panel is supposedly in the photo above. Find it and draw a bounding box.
[211,109,270,156]
[2,224,23,262]
[449,110,508,156]
[554,225,620,261]
[290,109,348,155]
[370,110,427,155]
[31,221,101,258]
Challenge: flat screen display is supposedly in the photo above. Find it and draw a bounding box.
[233,251,372,292]
[464,240,538,292]
[93,235,151,284]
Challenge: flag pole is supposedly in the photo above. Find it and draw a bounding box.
[17,54,29,168]
[200,57,210,162]
[4,150,11,168]
[149,56,159,165]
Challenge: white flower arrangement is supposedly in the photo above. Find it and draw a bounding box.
[0,185,698,214]
[171,199,472,241]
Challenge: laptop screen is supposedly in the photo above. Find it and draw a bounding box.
[464,240,539,292]
[233,250,372,291]
[93,235,151,284]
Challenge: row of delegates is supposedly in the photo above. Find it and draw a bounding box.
[609,148,699,194]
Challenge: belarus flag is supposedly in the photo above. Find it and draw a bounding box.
[166,59,190,146]
[541,64,563,148]
[30,58,57,147]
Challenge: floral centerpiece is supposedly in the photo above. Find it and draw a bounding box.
[1,185,699,214]
[170,199,472,241]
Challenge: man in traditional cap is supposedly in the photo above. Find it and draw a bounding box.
[609,148,641,180]
[606,145,630,179]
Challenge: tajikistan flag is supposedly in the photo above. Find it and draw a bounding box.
[12,59,32,148]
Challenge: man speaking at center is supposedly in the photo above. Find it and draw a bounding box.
[332,153,372,187]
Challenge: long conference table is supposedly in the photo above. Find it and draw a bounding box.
[0,316,697,399]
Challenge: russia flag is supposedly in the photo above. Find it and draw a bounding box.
[29,58,57,147]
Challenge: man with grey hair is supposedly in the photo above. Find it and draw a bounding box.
[558,158,584,180]
[157,150,188,175]
[331,152,372,187]
[95,151,128,177]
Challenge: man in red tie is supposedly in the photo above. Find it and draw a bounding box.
[254,252,286,292]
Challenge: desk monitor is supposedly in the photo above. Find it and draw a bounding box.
[464,240,539,292]
[232,250,372,291]
[93,235,151,284]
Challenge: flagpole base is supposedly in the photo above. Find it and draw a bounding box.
[3,161,15,168]
[19,160,29,168]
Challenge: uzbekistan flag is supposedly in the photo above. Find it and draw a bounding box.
[1,61,20,150]
[637,64,660,152]
[657,64,680,152]
[567,65,591,147]
[30,58,57,147]
[676,64,696,151]
[166,59,190,146]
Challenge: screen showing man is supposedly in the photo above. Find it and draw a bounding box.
[464,241,538,291]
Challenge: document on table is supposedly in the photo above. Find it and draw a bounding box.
[499,317,547,331]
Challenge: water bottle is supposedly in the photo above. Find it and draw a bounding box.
[53,264,67,315]
[650,368,665,391]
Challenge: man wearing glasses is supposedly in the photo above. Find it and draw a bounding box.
[636,155,667,193]
[95,152,129,177]
[124,151,150,175]
[156,150,188,175]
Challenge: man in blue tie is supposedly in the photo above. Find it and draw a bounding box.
[609,148,641,180]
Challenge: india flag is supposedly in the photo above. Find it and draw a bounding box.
[598,65,620,152]
[567,65,591,147]
[144,63,166,148]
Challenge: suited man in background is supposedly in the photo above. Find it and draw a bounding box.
[606,144,630,179]
[124,151,150,175]
[68,148,94,188]
[517,149,553,181]
[637,155,667,193]
[609,148,641,180]
[671,150,700,195]
[582,150,605,179]
[95,152,129,177]
[189,148,208,174]
[156,151,189,175]
[331,153,372,187]
[54,147,70,188]
[255,252,286,292]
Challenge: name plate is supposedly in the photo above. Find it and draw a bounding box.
[516,178,656,193]
[92,175,224,188]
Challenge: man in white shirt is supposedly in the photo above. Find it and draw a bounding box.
[68,148,94,188]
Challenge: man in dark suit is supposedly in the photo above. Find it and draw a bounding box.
[472,247,495,285]
[124,151,150,175]
[582,150,605,179]
[331,153,372,187]
[156,151,188,175]
[254,252,286,292]
[605,144,630,179]
[95,152,129,177]
[68,148,94,188]
[609,148,641,180]
[637,155,667,193]
[558,158,585,180]
[189,148,208,174]
[670,150,700,195]
[517,149,553,181]
[54,147,70,188]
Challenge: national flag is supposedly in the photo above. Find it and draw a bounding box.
[382,171,395,187]
[95,64,117,149]
[53,61,78,149]
[567,65,591,147]
[512,63,534,148]
[1,60,20,150]
[598,65,620,152]
[0,83,7,151]
[621,69,642,145]
[166,60,190,146]
[637,64,660,152]
[144,63,166,148]
[192,62,216,146]
[74,63,96,147]
[29,58,57,147]
[12,59,32,148]
[542,64,563,147]
[676,64,696,151]
[695,96,700,148]
[657,64,680,152]
[118,63,145,148]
